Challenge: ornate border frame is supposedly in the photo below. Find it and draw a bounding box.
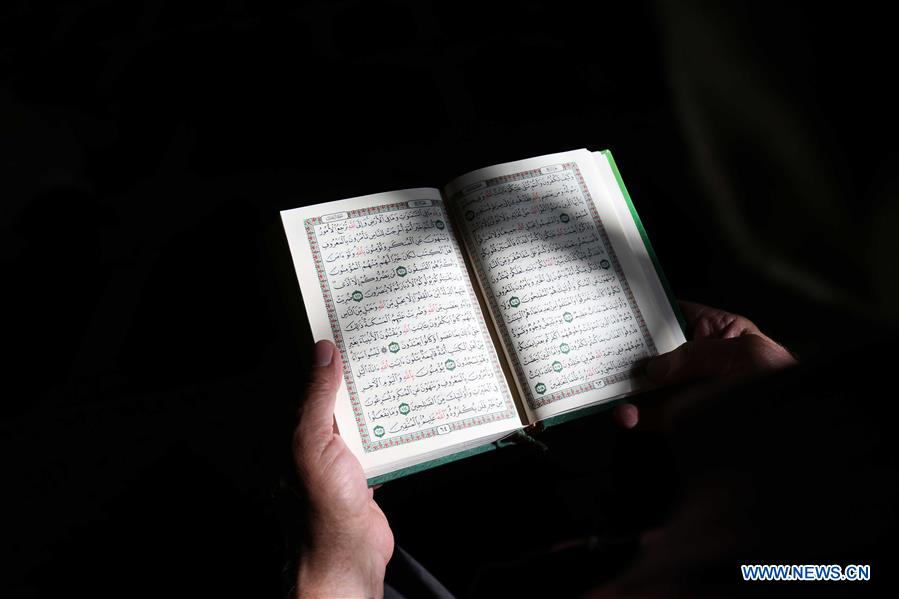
[453,163,657,409]
[304,201,518,452]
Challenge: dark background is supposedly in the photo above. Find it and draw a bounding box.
[3,1,897,596]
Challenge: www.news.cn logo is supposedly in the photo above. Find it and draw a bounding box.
[741,564,870,582]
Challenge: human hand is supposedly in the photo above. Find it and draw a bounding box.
[294,340,394,598]
[612,301,796,429]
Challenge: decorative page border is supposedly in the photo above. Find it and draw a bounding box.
[453,163,658,410]
[304,200,517,453]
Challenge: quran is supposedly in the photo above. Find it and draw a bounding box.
[281,149,686,484]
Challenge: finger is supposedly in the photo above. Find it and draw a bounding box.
[645,337,752,384]
[296,340,343,455]
[677,300,716,339]
[678,300,760,340]
[677,300,709,328]
[612,403,639,429]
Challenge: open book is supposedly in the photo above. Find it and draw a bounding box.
[281,149,686,484]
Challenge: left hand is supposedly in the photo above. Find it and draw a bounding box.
[294,340,394,598]
[612,301,797,429]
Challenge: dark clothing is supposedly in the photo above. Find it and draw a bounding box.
[385,546,455,599]
[386,335,899,597]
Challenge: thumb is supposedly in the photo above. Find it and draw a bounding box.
[645,337,759,385]
[296,340,344,457]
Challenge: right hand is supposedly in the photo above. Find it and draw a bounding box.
[612,301,796,429]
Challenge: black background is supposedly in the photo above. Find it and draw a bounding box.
[3,1,898,596]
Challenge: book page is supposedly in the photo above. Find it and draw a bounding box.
[445,150,685,422]
[281,188,522,477]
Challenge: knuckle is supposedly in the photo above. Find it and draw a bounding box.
[306,366,337,396]
[719,313,757,338]
[732,313,760,335]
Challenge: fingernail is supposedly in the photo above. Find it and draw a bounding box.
[645,353,671,381]
[614,404,639,429]
[314,340,334,367]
